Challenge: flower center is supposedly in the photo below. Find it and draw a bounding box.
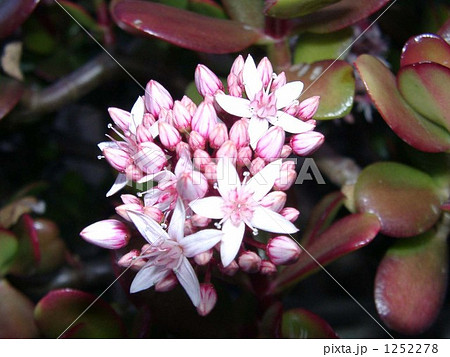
[250,90,277,119]
[142,240,183,270]
[221,186,258,227]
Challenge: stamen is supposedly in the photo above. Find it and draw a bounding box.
[160,222,167,229]
[242,171,250,185]
[252,228,259,236]
[97,155,104,160]
[213,182,219,190]
[108,123,128,141]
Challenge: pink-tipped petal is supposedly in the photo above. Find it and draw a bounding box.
[243,55,262,101]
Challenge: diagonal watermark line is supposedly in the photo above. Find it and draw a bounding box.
[299,0,398,99]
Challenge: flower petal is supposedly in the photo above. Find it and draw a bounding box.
[274,81,304,109]
[270,111,315,134]
[189,196,225,219]
[106,173,129,197]
[220,220,245,267]
[246,159,282,201]
[251,206,299,234]
[174,257,201,306]
[180,229,223,257]
[215,94,252,118]
[217,157,241,198]
[168,198,186,243]
[248,116,269,149]
[130,264,169,293]
[129,96,145,135]
[243,55,262,101]
[127,210,169,244]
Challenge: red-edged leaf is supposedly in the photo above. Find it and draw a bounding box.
[292,0,391,34]
[0,0,40,39]
[375,231,448,335]
[287,60,355,119]
[400,34,450,68]
[34,289,126,338]
[0,279,39,338]
[265,0,340,19]
[0,76,24,120]
[354,162,442,238]
[397,63,450,132]
[111,0,261,54]
[355,54,450,152]
[271,213,380,293]
[282,308,338,338]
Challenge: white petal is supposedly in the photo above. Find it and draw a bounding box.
[174,257,201,306]
[180,229,223,257]
[98,141,116,151]
[106,173,128,197]
[243,55,262,101]
[220,220,245,267]
[189,196,224,219]
[150,122,159,138]
[215,94,252,118]
[138,169,174,184]
[130,264,169,293]
[168,198,186,242]
[270,111,315,134]
[248,116,269,149]
[129,96,145,135]
[246,159,282,201]
[217,158,241,198]
[251,206,299,234]
[274,81,304,109]
[127,210,169,244]
[174,155,192,177]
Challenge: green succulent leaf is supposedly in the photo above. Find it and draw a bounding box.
[221,0,264,28]
[282,308,338,338]
[58,1,102,34]
[189,0,227,19]
[0,229,18,276]
[265,0,340,19]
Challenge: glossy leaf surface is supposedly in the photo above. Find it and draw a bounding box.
[0,0,40,39]
[265,0,340,19]
[355,54,450,152]
[437,19,450,44]
[375,231,448,335]
[400,34,450,68]
[282,308,338,338]
[354,162,442,238]
[287,60,354,119]
[0,229,18,276]
[111,0,260,53]
[0,76,24,120]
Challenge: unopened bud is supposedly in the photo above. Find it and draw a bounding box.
[296,96,320,120]
[260,260,277,275]
[209,123,228,149]
[249,157,266,176]
[259,191,287,212]
[155,273,178,292]
[144,80,173,117]
[80,219,130,249]
[135,142,167,174]
[158,121,181,150]
[191,100,217,139]
[229,119,249,148]
[271,71,286,91]
[255,126,285,162]
[193,149,211,171]
[173,100,192,132]
[280,145,292,158]
[194,249,213,266]
[103,147,131,172]
[238,251,261,273]
[280,207,300,222]
[257,57,273,88]
[188,130,206,151]
[195,64,224,97]
[197,283,217,316]
[266,236,301,265]
[216,140,237,166]
[237,146,252,168]
[117,250,145,270]
[108,107,130,133]
[290,131,324,156]
[180,95,197,116]
[190,214,211,228]
[220,260,239,276]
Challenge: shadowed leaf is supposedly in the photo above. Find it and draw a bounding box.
[258,301,283,338]
[0,0,40,39]
[375,231,448,335]
[221,0,264,28]
[0,76,24,120]
[111,0,261,53]
[282,308,338,338]
[354,162,442,238]
[355,54,450,152]
[0,229,18,276]
[400,34,450,68]
[437,19,450,44]
[265,0,340,19]
[189,0,227,19]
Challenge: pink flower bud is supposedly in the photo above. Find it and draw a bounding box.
[144,80,173,117]
[296,96,320,120]
[143,113,156,126]
[216,140,237,165]
[173,100,192,132]
[103,147,131,172]
[260,260,277,275]
[177,170,208,201]
[290,131,324,156]
[227,74,242,97]
[280,145,292,158]
[197,283,217,316]
[257,57,273,88]
[80,219,130,249]
[125,164,144,182]
[143,206,164,222]
[191,214,211,228]
[158,122,181,150]
[194,249,213,266]
[115,203,143,221]
[229,119,249,148]
[195,64,224,97]
[188,130,206,151]
[136,123,154,144]
[180,95,197,116]
[184,218,195,235]
[134,142,167,174]
[209,123,229,149]
[203,162,217,182]
[273,164,297,191]
[117,250,145,270]
[220,260,239,276]
[237,146,252,168]
[175,141,191,160]
[191,100,217,139]
[193,149,211,171]
[259,191,287,212]
[108,107,130,132]
[121,194,142,205]
[249,157,266,176]
[280,207,300,222]
[155,273,178,292]
[266,236,301,265]
[255,126,285,162]
[271,72,286,91]
[230,54,245,77]
[238,251,261,273]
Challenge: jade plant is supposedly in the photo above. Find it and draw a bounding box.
[0,0,449,338]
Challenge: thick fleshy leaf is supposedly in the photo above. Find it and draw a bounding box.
[0,76,24,120]
[0,229,18,276]
[271,213,380,293]
[287,60,354,120]
[291,0,391,33]
[400,34,450,68]
[293,28,353,64]
[282,308,338,338]
[397,63,450,132]
[375,231,448,335]
[111,0,261,54]
[59,0,102,33]
[265,0,340,19]
[189,0,227,19]
[0,0,40,39]
[34,289,126,338]
[0,279,38,338]
[221,0,264,28]
[354,162,442,238]
[258,301,283,338]
[355,54,450,152]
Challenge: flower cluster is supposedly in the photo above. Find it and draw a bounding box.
[80,55,324,314]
